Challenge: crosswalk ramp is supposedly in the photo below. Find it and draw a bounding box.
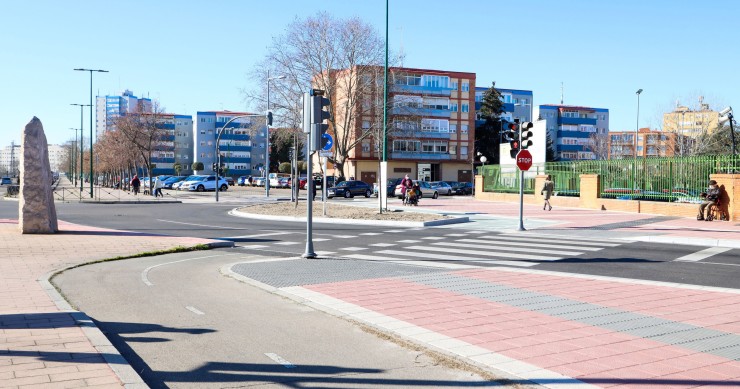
[344,232,625,269]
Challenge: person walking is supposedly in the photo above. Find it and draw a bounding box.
[541,175,554,211]
[131,175,140,196]
[153,177,164,198]
[697,179,720,221]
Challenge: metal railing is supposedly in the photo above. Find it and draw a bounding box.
[481,155,740,201]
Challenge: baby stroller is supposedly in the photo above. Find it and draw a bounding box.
[405,188,420,206]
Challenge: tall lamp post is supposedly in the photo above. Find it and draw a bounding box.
[265,71,286,198]
[74,68,108,198]
[719,107,736,157]
[70,103,90,192]
[634,89,643,193]
[68,128,81,186]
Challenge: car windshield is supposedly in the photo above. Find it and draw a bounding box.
[337,181,349,188]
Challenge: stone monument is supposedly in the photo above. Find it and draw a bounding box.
[18,117,58,234]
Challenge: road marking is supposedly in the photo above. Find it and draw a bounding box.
[185,306,205,315]
[223,232,292,239]
[264,353,296,368]
[376,249,538,267]
[341,247,367,251]
[498,232,624,245]
[397,240,421,243]
[141,254,228,286]
[239,245,269,249]
[274,241,300,246]
[312,238,330,242]
[156,219,245,230]
[491,235,621,247]
[334,235,358,238]
[422,236,445,240]
[315,251,337,256]
[445,233,467,237]
[434,241,582,256]
[456,238,603,251]
[404,246,562,262]
[360,232,383,236]
[675,247,733,262]
[384,230,406,233]
[369,243,396,247]
[345,254,477,269]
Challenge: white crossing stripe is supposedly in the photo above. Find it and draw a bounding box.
[480,235,622,247]
[497,233,623,246]
[223,232,291,239]
[274,241,300,246]
[312,238,330,242]
[456,238,604,252]
[675,247,732,262]
[264,353,296,368]
[434,241,582,256]
[315,251,337,256]
[445,233,467,237]
[398,240,421,243]
[240,245,269,249]
[384,230,406,233]
[405,246,561,261]
[360,232,383,236]
[185,306,205,315]
[369,243,396,247]
[341,247,368,251]
[376,250,538,267]
[422,237,445,240]
[345,254,478,269]
[334,235,358,238]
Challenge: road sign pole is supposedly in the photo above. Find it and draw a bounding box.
[322,157,327,216]
[303,130,316,259]
[518,168,525,231]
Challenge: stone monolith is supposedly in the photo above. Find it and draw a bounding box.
[18,117,58,233]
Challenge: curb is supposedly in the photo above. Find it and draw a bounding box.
[228,208,469,227]
[80,200,182,204]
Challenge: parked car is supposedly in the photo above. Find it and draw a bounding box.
[173,175,200,190]
[431,181,453,196]
[395,180,440,199]
[1,177,12,185]
[184,175,229,192]
[162,176,187,189]
[253,177,266,187]
[327,180,372,199]
[448,181,473,195]
[226,177,236,186]
[277,177,291,188]
[373,178,401,197]
[237,176,249,186]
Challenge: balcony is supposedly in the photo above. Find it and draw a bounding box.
[392,84,453,97]
[390,151,451,161]
[391,106,450,118]
[557,130,592,138]
[558,117,597,126]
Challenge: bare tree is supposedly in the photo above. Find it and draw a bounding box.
[587,132,611,160]
[243,13,399,177]
[113,101,168,181]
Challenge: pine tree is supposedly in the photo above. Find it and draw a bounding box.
[475,82,506,164]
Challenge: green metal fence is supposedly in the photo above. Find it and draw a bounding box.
[481,155,739,202]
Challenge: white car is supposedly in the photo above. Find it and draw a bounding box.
[173,175,200,190]
[186,175,229,192]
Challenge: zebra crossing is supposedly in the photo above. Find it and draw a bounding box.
[234,227,627,269]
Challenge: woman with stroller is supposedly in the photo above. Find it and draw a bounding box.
[400,175,413,204]
[406,181,422,206]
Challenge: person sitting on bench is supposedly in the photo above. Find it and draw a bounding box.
[697,179,720,221]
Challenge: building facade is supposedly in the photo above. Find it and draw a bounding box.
[475,87,533,124]
[662,100,720,139]
[194,111,263,178]
[608,128,680,159]
[0,142,22,177]
[326,66,477,184]
[539,104,609,161]
[96,90,152,139]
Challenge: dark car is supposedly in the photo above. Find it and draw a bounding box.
[327,180,372,199]
[448,181,473,195]
[1,177,12,185]
[162,176,187,189]
[226,177,236,186]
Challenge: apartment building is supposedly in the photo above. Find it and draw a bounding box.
[663,99,720,139]
[96,90,152,139]
[326,66,476,183]
[475,87,534,123]
[194,111,263,178]
[539,104,609,161]
[608,128,680,159]
[1,142,66,176]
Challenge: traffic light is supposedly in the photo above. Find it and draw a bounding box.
[311,89,331,152]
[212,163,218,172]
[301,92,311,134]
[520,121,533,150]
[266,110,273,127]
[506,121,520,159]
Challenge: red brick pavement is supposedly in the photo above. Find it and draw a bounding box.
[0,218,223,389]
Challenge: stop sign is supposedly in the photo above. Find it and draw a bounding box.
[516,150,533,171]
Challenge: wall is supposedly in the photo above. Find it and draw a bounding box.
[475,173,739,221]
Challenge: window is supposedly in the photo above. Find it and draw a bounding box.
[449,124,457,132]
[451,103,458,112]
[461,103,469,113]
[362,120,371,129]
[451,81,458,90]
[460,146,468,155]
[461,124,469,133]
[421,119,449,132]
[461,82,469,92]
[421,141,448,153]
[362,143,370,152]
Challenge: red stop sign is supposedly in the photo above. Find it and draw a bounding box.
[516,150,533,171]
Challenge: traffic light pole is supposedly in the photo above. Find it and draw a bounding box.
[303,130,316,259]
[518,128,526,231]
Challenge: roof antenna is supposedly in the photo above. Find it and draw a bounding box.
[560,82,564,105]
[398,25,405,67]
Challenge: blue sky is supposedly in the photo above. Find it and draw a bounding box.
[2,0,738,148]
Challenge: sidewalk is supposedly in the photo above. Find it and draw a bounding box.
[0,219,230,388]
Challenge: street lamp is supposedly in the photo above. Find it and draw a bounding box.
[265,71,286,198]
[68,128,81,186]
[634,89,642,193]
[215,114,263,202]
[719,106,736,156]
[70,103,90,192]
[74,68,108,198]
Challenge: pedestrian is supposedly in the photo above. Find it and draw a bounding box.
[697,179,720,221]
[131,175,140,195]
[541,174,554,211]
[247,175,253,186]
[153,177,164,198]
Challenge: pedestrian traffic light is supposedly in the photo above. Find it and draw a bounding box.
[520,121,533,150]
[266,110,273,127]
[507,122,520,158]
[212,163,218,172]
[311,89,331,152]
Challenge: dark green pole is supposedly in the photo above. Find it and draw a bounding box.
[74,68,108,198]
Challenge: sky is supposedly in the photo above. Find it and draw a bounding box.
[2,0,739,148]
